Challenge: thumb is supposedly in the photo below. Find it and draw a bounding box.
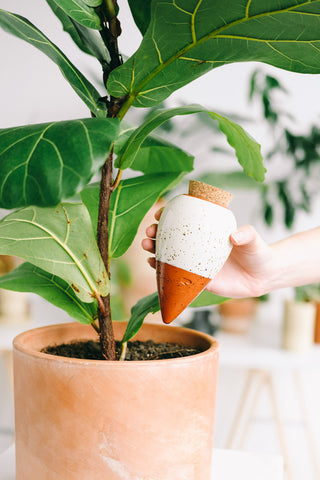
[230,225,266,253]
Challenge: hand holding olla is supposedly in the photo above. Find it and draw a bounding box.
[142,181,275,324]
[143,194,320,318]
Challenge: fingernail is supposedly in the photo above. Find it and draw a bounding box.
[231,231,245,244]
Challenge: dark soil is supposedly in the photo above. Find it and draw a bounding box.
[41,339,203,361]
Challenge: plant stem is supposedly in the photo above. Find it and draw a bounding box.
[118,94,136,121]
[98,1,123,85]
[90,320,100,334]
[104,0,116,20]
[111,168,123,191]
[96,0,128,360]
[97,148,117,360]
[119,342,127,361]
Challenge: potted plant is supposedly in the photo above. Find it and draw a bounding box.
[1,1,320,478]
[281,284,320,353]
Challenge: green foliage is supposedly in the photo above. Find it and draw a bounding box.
[122,292,160,343]
[108,0,320,107]
[127,0,151,35]
[189,291,229,308]
[81,172,187,257]
[0,119,119,208]
[123,289,228,343]
[1,1,320,340]
[114,126,194,174]
[0,263,97,324]
[48,0,102,29]
[0,9,106,116]
[0,204,108,303]
[46,0,110,63]
[130,145,194,175]
[249,69,320,229]
[109,259,133,321]
[249,69,288,123]
[295,283,320,302]
[198,171,261,191]
[116,105,265,181]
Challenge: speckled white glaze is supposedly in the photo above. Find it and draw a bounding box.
[156,194,237,278]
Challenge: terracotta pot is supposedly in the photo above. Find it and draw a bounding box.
[218,298,258,334]
[314,302,320,343]
[13,322,219,480]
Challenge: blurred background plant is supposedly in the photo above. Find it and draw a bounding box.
[139,69,320,231]
[295,283,320,303]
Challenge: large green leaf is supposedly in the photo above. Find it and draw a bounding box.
[0,118,119,209]
[122,292,160,343]
[49,0,101,29]
[0,203,108,303]
[121,290,229,342]
[114,124,194,174]
[130,145,194,174]
[0,263,97,324]
[116,105,265,181]
[127,0,151,35]
[46,0,109,62]
[115,131,194,174]
[0,9,105,116]
[81,172,185,258]
[190,290,228,308]
[108,0,320,107]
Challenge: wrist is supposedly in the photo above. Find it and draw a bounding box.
[254,242,288,295]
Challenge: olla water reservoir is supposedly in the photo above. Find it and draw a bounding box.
[156,180,237,324]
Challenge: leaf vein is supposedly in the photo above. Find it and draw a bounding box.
[191,0,204,43]
[114,191,156,218]
[22,124,53,201]
[172,0,192,15]
[245,0,253,18]
[108,183,122,255]
[7,216,97,294]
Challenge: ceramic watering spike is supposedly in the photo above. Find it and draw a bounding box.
[156,180,237,324]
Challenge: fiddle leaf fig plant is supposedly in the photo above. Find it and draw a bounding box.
[0,0,320,360]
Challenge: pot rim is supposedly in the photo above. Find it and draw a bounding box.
[13,321,219,367]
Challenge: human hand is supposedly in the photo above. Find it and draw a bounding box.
[141,207,163,270]
[142,210,275,298]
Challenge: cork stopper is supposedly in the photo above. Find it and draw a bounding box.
[188,180,233,208]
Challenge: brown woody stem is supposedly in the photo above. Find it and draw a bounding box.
[97,148,116,360]
[95,1,127,360]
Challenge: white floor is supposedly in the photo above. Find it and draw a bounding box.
[214,366,320,480]
[212,301,320,480]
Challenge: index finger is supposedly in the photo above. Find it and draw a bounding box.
[154,207,164,221]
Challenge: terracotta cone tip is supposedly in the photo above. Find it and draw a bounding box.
[156,261,210,324]
[188,180,233,208]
